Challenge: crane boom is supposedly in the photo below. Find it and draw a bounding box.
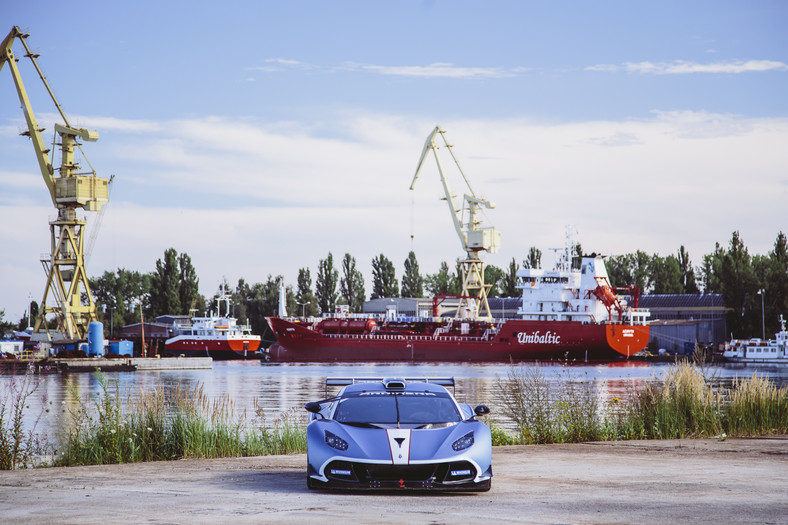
[0,27,57,206]
[409,125,500,257]
[409,126,501,320]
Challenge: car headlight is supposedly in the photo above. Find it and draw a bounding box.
[325,430,349,451]
[452,431,474,451]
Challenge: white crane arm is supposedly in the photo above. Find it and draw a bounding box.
[409,126,468,252]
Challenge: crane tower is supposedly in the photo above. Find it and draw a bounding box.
[409,126,501,320]
[1,26,109,341]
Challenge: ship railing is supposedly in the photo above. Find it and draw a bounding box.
[320,333,489,342]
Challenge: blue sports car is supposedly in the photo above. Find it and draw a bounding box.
[304,377,492,491]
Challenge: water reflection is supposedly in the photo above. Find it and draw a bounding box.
[3,361,787,443]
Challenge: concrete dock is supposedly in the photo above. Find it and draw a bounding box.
[0,437,785,524]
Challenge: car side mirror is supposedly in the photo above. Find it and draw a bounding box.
[474,405,490,417]
[305,402,322,414]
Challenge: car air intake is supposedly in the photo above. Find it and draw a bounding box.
[383,378,406,389]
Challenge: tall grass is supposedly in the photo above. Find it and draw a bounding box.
[495,362,788,445]
[57,372,306,466]
[495,364,608,444]
[723,373,788,435]
[0,363,52,469]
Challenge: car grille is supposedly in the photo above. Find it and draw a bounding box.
[364,464,438,481]
[324,460,477,484]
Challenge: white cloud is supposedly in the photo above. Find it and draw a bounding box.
[587,59,788,75]
[347,62,521,79]
[252,59,528,79]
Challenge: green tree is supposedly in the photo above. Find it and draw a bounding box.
[484,264,505,298]
[0,309,15,336]
[401,251,424,298]
[424,261,456,296]
[16,301,39,331]
[316,253,339,314]
[149,248,182,316]
[650,255,683,294]
[371,254,399,299]
[90,268,152,328]
[241,275,287,335]
[605,254,631,288]
[233,278,252,324]
[632,250,653,293]
[501,257,519,297]
[296,268,319,317]
[766,231,788,335]
[524,247,542,269]
[177,252,200,314]
[340,253,366,312]
[700,242,725,293]
[721,231,757,337]
[677,245,700,294]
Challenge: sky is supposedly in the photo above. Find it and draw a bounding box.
[1,1,787,322]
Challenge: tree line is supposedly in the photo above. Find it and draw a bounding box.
[1,230,784,340]
[605,231,787,338]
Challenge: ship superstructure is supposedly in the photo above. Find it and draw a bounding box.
[518,230,650,326]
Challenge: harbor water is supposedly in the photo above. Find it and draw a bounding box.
[3,360,788,444]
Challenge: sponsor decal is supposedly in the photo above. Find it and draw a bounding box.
[516,331,561,345]
[451,469,472,476]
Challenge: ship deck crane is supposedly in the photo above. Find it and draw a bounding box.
[1,26,109,341]
[409,126,501,320]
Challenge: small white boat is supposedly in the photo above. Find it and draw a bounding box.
[723,315,788,364]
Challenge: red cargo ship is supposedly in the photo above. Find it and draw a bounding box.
[266,239,651,363]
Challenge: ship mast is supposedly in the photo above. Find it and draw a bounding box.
[409,126,501,320]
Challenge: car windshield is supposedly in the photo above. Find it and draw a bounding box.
[333,391,461,425]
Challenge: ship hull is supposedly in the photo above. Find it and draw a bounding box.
[164,336,261,360]
[265,318,649,363]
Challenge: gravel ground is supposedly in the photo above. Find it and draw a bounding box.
[1,437,786,524]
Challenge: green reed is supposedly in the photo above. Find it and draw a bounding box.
[56,372,307,466]
[495,362,788,444]
[723,373,788,436]
[494,363,610,444]
[0,363,52,469]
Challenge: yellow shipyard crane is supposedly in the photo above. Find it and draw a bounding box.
[1,26,109,341]
[410,126,501,320]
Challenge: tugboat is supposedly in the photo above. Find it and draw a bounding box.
[164,289,260,360]
[723,315,788,364]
